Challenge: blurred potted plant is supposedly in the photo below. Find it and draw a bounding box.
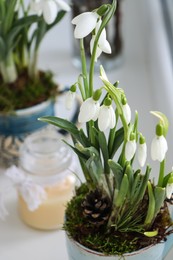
[40,0,173,259]
[0,0,70,166]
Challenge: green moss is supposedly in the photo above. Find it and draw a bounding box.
[64,184,173,256]
[0,70,58,112]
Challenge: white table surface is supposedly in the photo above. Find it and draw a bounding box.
[1,0,173,259]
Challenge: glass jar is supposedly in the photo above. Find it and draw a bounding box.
[71,0,123,70]
[18,129,76,230]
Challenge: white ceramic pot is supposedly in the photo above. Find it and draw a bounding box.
[66,233,165,260]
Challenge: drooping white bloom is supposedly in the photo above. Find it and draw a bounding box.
[31,0,70,24]
[151,135,168,162]
[90,19,111,61]
[98,104,115,131]
[72,12,99,39]
[125,140,137,161]
[78,97,100,123]
[122,103,131,124]
[65,90,75,110]
[166,182,173,199]
[138,142,147,167]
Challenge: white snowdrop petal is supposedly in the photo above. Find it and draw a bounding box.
[95,46,102,61]
[92,102,100,121]
[99,39,111,54]
[43,0,58,24]
[166,183,173,199]
[90,36,95,55]
[72,12,99,39]
[122,103,131,124]
[90,35,102,61]
[98,106,110,131]
[78,98,98,123]
[109,105,116,129]
[151,135,168,162]
[125,140,137,161]
[138,143,147,167]
[98,28,111,53]
[160,135,168,153]
[55,0,71,11]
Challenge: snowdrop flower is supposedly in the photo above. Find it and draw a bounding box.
[98,98,115,132]
[121,96,131,124]
[72,12,100,39]
[78,98,100,123]
[90,19,111,61]
[31,0,70,24]
[138,135,147,167]
[125,133,137,161]
[151,124,168,162]
[122,103,131,124]
[65,85,76,110]
[78,89,102,123]
[166,175,173,199]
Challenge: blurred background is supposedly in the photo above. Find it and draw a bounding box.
[0,0,173,259]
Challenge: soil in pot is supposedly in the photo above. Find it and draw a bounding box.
[0,69,59,113]
[64,184,173,256]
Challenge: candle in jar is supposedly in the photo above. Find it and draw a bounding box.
[18,129,77,230]
[18,175,75,230]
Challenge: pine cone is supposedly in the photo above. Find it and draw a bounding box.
[81,189,112,227]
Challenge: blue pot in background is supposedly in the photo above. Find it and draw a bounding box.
[0,99,55,167]
[0,100,55,136]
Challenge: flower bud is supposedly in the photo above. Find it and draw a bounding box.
[97,4,109,16]
[156,124,163,136]
[93,89,102,101]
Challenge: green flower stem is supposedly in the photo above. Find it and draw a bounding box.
[79,39,95,145]
[158,159,165,187]
[108,121,118,156]
[0,54,17,83]
[78,75,86,100]
[102,81,129,166]
[29,50,39,79]
[80,39,89,99]
[89,0,117,97]
[103,83,128,142]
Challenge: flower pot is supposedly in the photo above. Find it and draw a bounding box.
[66,233,165,260]
[66,206,173,260]
[0,99,55,166]
[0,87,80,167]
